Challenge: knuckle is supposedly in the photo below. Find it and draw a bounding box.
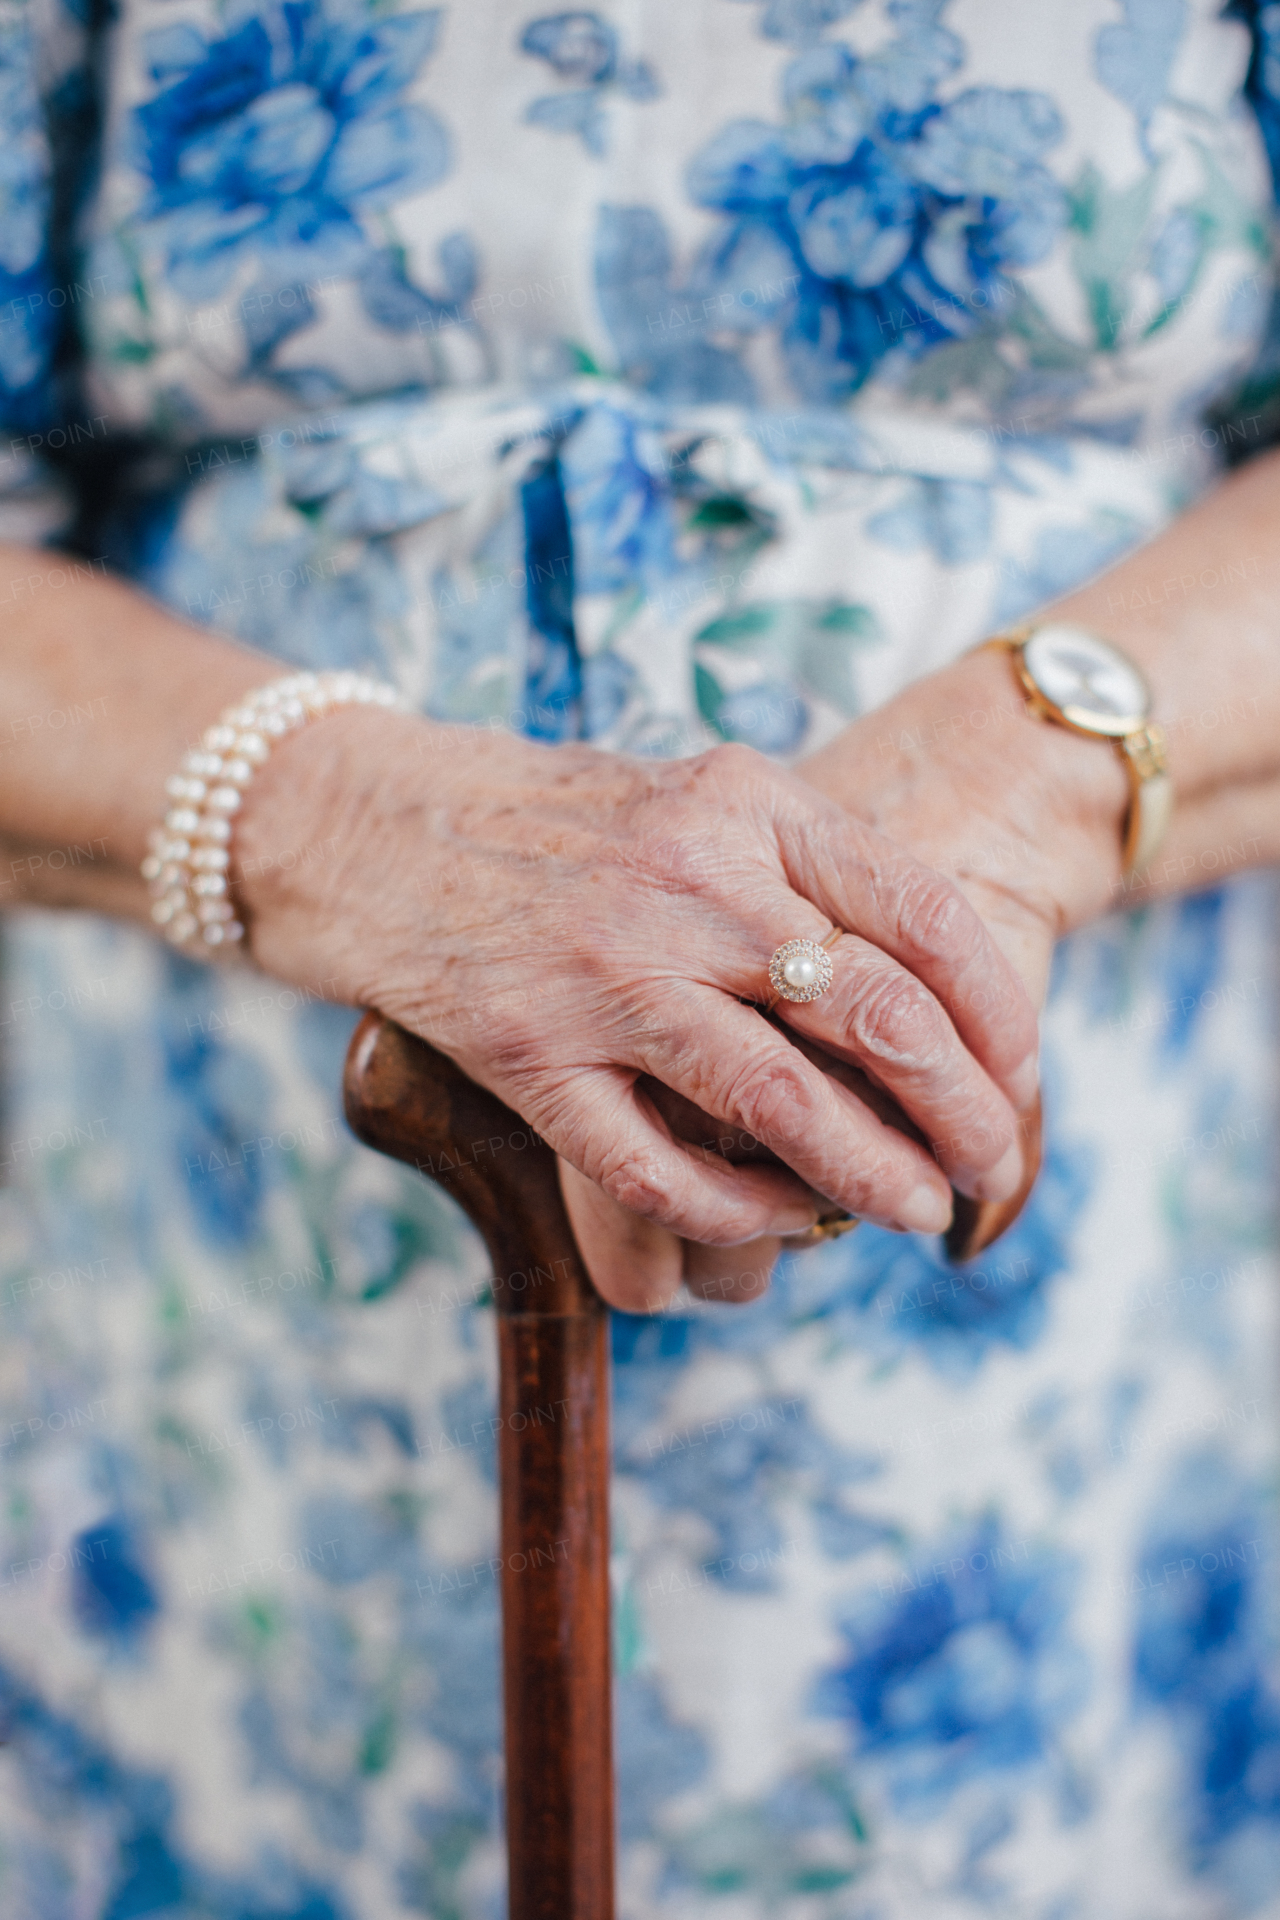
[597,1146,677,1222]
[838,1143,916,1215]
[845,966,947,1070]
[648,828,712,897]
[892,868,977,964]
[705,740,760,786]
[483,1010,570,1090]
[633,981,709,1058]
[721,1052,810,1150]
[620,801,719,898]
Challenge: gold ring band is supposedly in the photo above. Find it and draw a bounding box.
[784,1209,861,1248]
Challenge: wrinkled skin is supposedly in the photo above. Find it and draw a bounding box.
[237,697,1043,1307]
[558,647,1127,1309]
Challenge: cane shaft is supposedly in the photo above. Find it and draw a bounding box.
[500,1311,613,1918]
[342,1014,614,1917]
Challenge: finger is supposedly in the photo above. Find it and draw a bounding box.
[632,988,955,1234]
[635,1074,780,1168]
[683,1235,780,1305]
[775,807,1040,1107]
[945,1092,1043,1265]
[777,930,1024,1203]
[545,1066,824,1249]
[558,1157,684,1313]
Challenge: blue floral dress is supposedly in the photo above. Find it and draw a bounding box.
[1,2,1279,1915]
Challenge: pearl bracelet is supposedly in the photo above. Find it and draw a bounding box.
[143,669,407,953]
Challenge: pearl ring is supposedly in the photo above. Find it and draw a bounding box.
[766,930,841,1010]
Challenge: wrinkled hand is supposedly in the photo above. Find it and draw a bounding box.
[234,711,1039,1293]
[804,646,1126,998]
[562,647,1126,1310]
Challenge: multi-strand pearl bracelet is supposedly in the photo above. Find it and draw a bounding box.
[143,670,406,953]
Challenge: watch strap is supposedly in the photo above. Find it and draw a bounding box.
[1119,724,1173,873]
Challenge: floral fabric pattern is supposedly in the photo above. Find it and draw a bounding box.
[519,10,660,154]
[0,2,1278,1917]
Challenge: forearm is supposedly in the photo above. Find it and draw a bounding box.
[0,545,278,917]
[1051,447,1280,804]
[1046,447,1280,900]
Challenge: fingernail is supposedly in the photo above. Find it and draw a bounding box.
[769,1204,817,1235]
[974,1140,1023,1204]
[1009,1050,1039,1111]
[895,1182,953,1235]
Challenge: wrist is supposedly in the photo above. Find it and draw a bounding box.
[932,647,1133,927]
[806,647,1131,937]
[233,702,424,997]
[147,670,408,961]
[955,641,1128,917]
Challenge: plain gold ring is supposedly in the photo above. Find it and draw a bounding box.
[784,1209,861,1248]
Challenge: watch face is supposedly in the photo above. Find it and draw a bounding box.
[1021,624,1151,736]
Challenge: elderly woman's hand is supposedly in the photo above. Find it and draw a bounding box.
[560,643,1127,1311]
[233,708,1038,1295]
[801,644,1130,996]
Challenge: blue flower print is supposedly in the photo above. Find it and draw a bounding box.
[1153,890,1227,1063]
[789,141,918,287]
[614,1677,709,1841]
[521,447,583,739]
[1132,1458,1280,1901]
[0,1661,347,1919]
[581,646,637,735]
[990,507,1145,628]
[359,228,480,340]
[621,1396,884,1592]
[674,0,1067,403]
[0,11,58,424]
[558,399,680,594]
[868,475,993,564]
[72,1519,160,1641]
[712,677,810,751]
[520,11,659,157]
[1095,0,1188,145]
[594,205,758,402]
[693,598,882,748]
[137,431,420,673]
[816,1524,1088,1814]
[132,2,450,306]
[161,995,276,1250]
[1237,0,1280,194]
[725,0,863,45]
[910,87,1067,291]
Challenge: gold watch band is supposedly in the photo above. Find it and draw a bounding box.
[977,631,1171,878]
[1118,724,1173,872]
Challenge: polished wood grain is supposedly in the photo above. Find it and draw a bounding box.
[343,1014,614,1920]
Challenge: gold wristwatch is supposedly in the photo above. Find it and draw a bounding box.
[982,624,1173,875]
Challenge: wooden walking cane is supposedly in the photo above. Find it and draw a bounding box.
[341,1013,1043,1917]
[343,1012,614,1920]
